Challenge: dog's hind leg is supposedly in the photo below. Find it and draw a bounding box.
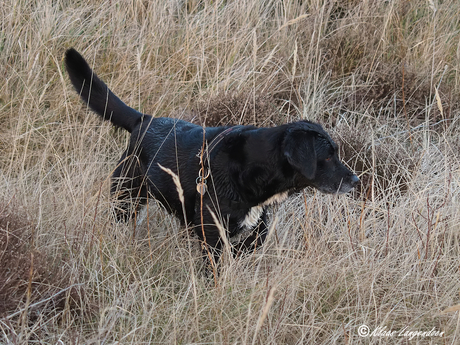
[110,151,148,222]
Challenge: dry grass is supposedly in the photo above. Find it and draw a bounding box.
[1,0,460,343]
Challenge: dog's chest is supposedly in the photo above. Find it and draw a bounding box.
[239,191,289,229]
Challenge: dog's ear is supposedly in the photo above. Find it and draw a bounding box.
[283,130,317,180]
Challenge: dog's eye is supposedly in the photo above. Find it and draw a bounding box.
[325,156,332,162]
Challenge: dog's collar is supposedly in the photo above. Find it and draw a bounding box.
[202,127,234,157]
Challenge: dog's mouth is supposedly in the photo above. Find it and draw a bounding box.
[317,174,360,195]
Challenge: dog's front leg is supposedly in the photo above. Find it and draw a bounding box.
[192,197,227,266]
[234,208,269,255]
[197,224,224,269]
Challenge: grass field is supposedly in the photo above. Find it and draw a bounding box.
[1,0,460,343]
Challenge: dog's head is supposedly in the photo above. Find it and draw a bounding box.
[283,121,359,194]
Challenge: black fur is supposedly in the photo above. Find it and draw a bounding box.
[65,48,359,262]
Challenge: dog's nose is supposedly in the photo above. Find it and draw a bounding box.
[350,174,360,187]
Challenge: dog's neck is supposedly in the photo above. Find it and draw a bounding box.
[210,125,309,208]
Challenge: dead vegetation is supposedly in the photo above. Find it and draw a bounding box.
[1,0,460,343]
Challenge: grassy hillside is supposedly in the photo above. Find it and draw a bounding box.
[1,0,460,343]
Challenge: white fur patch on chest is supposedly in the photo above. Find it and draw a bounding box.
[239,205,264,230]
[239,191,289,230]
[261,191,289,207]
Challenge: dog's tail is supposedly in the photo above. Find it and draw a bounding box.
[64,48,143,133]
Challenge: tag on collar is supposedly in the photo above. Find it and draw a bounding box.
[196,182,208,195]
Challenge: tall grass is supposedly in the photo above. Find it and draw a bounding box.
[1,0,460,343]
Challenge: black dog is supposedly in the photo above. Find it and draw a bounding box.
[65,48,359,262]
